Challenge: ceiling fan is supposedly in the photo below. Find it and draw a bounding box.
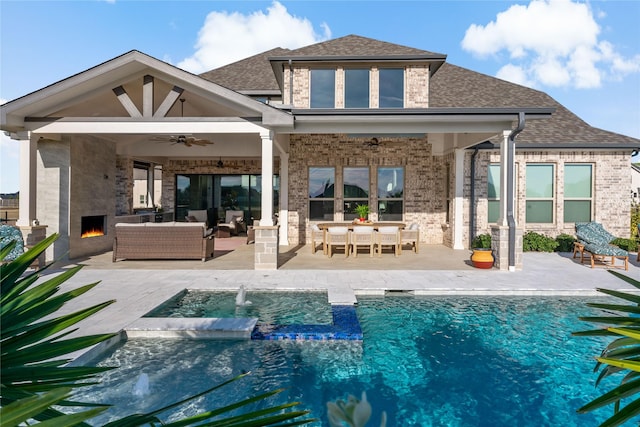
[151,135,214,147]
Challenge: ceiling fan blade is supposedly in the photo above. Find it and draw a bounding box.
[191,139,213,146]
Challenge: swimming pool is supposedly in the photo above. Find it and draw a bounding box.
[144,290,333,325]
[76,295,624,426]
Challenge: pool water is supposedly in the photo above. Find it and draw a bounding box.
[144,290,333,325]
[76,296,628,426]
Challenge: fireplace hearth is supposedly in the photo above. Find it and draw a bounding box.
[81,215,106,238]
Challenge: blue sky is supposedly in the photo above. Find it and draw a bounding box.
[1,0,639,192]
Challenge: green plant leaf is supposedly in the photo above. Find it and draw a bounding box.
[0,387,106,427]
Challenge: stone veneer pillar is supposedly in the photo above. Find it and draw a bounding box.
[491,225,523,271]
[254,225,279,270]
[19,225,48,268]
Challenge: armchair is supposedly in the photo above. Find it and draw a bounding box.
[217,210,246,236]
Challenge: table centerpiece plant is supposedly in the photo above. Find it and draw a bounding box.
[354,204,370,223]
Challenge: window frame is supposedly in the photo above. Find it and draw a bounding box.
[343,167,370,220]
[308,167,336,221]
[344,68,370,108]
[563,163,593,223]
[310,69,336,108]
[525,163,555,224]
[378,68,404,108]
[377,166,405,221]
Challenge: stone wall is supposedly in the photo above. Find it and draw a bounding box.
[470,149,632,240]
[288,134,449,246]
[288,65,430,109]
[37,135,116,260]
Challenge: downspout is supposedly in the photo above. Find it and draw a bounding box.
[469,146,480,247]
[288,59,293,106]
[507,112,526,270]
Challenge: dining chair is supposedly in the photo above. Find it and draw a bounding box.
[351,226,375,257]
[400,223,420,254]
[376,226,400,257]
[310,223,324,254]
[326,226,350,258]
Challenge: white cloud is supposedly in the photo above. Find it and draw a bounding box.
[177,1,331,74]
[461,0,640,89]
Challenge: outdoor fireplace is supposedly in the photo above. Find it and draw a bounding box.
[81,215,106,238]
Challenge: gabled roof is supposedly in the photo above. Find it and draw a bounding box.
[274,34,445,58]
[1,50,293,131]
[267,35,447,91]
[200,47,290,94]
[431,63,640,147]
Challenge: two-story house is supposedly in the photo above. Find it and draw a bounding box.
[2,35,638,269]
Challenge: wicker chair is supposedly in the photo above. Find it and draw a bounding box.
[376,226,400,257]
[326,226,350,258]
[351,226,375,257]
[400,223,419,254]
[311,223,324,254]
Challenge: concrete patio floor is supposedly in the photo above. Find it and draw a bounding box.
[38,238,639,362]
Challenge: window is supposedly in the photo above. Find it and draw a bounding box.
[343,167,370,220]
[310,69,335,108]
[309,167,335,220]
[377,167,404,221]
[488,164,501,223]
[379,68,404,108]
[526,164,554,223]
[345,69,370,108]
[564,164,592,223]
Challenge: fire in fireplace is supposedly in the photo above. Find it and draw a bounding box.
[81,215,106,238]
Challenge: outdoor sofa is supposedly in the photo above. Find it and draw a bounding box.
[573,222,628,270]
[113,222,214,262]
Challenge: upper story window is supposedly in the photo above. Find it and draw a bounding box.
[310,69,335,108]
[379,68,404,108]
[345,69,370,108]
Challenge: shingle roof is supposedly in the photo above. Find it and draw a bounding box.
[199,35,639,148]
[199,47,290,92]
[278,34,444,58]
[431,63,640,147]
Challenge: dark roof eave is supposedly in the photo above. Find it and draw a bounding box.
[517,143,640,150]
[269,54,447,62]
[291,107,555,117]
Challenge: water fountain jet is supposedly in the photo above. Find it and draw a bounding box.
[235,285,252,306]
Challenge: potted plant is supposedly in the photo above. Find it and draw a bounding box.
[470,233,494,268]
[354,204,370,222]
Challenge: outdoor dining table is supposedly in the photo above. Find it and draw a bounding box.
[316,222,406,255]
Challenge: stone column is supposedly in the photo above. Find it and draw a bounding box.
[278,151,289,245]
[260,131,274,226]
[492,130,523,271]
[254,225,279,270]
[20,225,48,268]
[491,225,523,270]
[16,133,37,227]
[453,148,465,249]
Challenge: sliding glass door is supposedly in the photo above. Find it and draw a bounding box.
[176,174,279,225]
